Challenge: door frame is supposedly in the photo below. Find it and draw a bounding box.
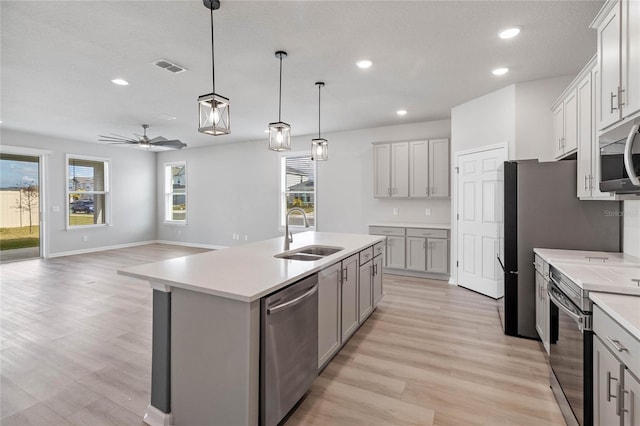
[450,142,508,286]
[0,145,52,259]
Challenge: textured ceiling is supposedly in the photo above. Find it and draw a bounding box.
[1,0,604,149]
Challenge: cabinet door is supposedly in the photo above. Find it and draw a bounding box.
[341,255,359,341]
[358,261,373,322]
[624,368,640,426]
[409,140,429,198]
[598,2,622,130]
[535,270,545,342]
[429,139,450,198]
[542,275,550,354]
[386,236,405,269]
[622,0,640,119]
[391,142,409,197]
[372,255,383,306]
[426,238,448,274]
[594,335,623,426]
[406,237,426,271]
[318,263,341,369]
[563,88,578,154]
[553,103,565,159]
[577,73,593,198]
[374,144,391,198]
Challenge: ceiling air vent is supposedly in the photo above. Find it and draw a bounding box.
[153,59,187,74]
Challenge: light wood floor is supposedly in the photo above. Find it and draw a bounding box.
[0,244,565,426]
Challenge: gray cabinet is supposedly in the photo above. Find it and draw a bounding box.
[358,260,373,322]
[428,139,450,198]
[372,253,383,306]
[341,254,359,341]
[409,140,428,197]
[552,88,578,159]
[373,142,408,198]
[593,304,640,426]
[406,236,426,271]
[373,144,391,198]
[317,263,342,369]
[427,238,448,274]
[405,228,448,274]
[386,235,406,269]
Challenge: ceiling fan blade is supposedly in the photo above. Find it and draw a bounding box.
[151,140,186,149]
[105,142,136,144]
[149,136,168,143]
[99,134,138,143]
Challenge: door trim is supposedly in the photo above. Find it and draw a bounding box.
[450,142,508,286]
[0,145,52,259]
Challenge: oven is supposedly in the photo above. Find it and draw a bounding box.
[548,266,593,426]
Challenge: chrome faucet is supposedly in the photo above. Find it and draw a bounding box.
[284,208,310,251]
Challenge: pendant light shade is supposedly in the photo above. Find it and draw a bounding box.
[311,82,328,161]
[198,0,230,136]
[268,51,291,151]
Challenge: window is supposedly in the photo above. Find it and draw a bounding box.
[281,154,315,228]
[67,155,110,228]
[165,162,187,223]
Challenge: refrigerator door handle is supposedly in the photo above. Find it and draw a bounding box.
[497,254,518,274]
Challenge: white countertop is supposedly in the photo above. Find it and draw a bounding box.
[551,262,640,295]
[369,222,451,230]
[590,292,640,341]
[534,248,640,267]
[118,232,385,302]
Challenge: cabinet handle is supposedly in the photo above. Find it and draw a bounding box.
[584,175,589,191]
[618,87,625,108]
[589,175,593,190]
[611,91,619,113]
[606,337,628,352]
[620,386,629,417]
[344,267,348,281]
[607,371,619,403]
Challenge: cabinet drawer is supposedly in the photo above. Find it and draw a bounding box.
[373,242,385,258]
[369,226,405,236]
[594,305,640,378]
[359,247,374,264]
[534,255,543,273]
[406,228,448,238]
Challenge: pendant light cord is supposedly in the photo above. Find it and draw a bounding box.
[278,55,283,121]
[210,6,215,97]
[318,84,321,139]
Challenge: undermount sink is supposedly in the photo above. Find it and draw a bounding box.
[274,245,344,261]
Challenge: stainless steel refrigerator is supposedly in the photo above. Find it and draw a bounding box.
[497,159,621,339]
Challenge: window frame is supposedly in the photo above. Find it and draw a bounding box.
[164,161,187,225]
[280,151,317,230]
[65,154,111,230]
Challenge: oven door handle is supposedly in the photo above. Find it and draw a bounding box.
[548,286,591,332]
[623,124,640,186]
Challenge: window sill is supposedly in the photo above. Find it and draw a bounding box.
[164,221,187,227]
[66,224,109,231]
[277,226,316,233]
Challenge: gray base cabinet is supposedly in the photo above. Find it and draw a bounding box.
[358,261,373,322]
[317,263,342,369]
[624,369,640,426]
[340,254,360,342]
[373,255,383,305]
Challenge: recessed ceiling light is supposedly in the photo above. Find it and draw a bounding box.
[492,67,509,76]
[111,78,129,86]
[356,59,372,69]
[397,109,408,116]
[499,27,521,39]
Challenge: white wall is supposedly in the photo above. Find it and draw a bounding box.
[156,120,451,247]
[1,128,157,256]
[623,200,640,257]
[515,75,574,161]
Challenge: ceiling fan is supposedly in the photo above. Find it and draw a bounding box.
[99,124,187,150]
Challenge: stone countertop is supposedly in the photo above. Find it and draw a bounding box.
[550,261,640,295]
[590,292,640,341]
[369,222,451,230]
[118,232,385,302]
[533,248,640,267]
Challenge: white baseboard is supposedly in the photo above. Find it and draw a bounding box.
[143,404,172,426]
[47,241,157,258]
[154,240,228,250]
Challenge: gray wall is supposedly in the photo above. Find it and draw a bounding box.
[156,120,452,247]
[1,128,157,256]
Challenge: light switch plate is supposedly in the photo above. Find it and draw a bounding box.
[425,208,431,216]
[392,208,399,216]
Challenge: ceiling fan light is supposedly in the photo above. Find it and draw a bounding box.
[198,93,230,135]
[268,122,291,151]
[312,138,328,161]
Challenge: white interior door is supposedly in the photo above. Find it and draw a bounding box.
[456,146,506,298]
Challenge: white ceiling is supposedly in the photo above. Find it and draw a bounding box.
[1,0,604,150]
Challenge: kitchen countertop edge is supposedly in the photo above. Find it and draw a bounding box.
[589,292,640,341]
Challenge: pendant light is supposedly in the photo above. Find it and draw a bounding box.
[198,0,230,136]
[268,51,291,151]
[311,82,328,161]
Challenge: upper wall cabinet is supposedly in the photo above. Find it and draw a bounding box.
[552,89,578,159]
[592,0,640,130]
[374,139,449,199]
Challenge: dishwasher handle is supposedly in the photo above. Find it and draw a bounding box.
[267,285,318,315]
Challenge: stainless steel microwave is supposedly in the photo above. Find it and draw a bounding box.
[600,122,640,195]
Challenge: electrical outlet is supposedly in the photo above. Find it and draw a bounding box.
[244,235,248,241]
[425,208,431,216]
[52,205,60,213]
[82,235,88,242]
[393,207,399,216]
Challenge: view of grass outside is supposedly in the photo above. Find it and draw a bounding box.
[69,213,96,226]
[0,225,40,250]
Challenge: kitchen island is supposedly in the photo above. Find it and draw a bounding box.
[118,231,385,426]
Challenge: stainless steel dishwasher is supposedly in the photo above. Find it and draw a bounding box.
[260,274,318,426]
